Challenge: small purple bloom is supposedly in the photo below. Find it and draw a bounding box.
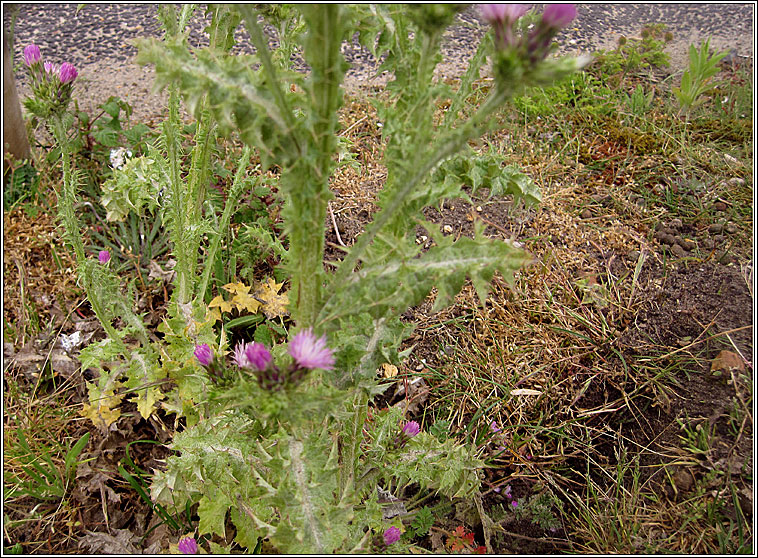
[44,62,58,75]
[245,342,272,371]
[23,44,41,66]
[58,62,78,84]
[98,250,110,264]
[490,420,501,433]
[494,486,501,493]
[402,421,421,437]
[541,4,577,30]
[177,536,198,554]
[479,4,530,24]
[503,485,512,498]
[511,500,519,508]
[194,344,213,367]
[383,526,402,545]
[288,328,335,370]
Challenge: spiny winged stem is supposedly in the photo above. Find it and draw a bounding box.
[291,5,344,325]
[162,83,193,304]
[241,5,344,325]
[50,116,128,348]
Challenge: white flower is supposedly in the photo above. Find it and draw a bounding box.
[109,147,133,170]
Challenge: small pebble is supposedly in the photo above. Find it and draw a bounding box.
[708,223,724,234]
[670,244,686,258]
[725,222,738,234]
[677,237,696,251]
[714,201,727,211]
[728,177,745,187]
[701,238,715,250]
[476,206,483,213]
[670,218,682,229]
[580,209,592,219]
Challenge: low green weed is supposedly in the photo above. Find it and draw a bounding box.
[673,38,730,116]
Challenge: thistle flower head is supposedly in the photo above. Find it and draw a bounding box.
[43,61,58,75]
[383,526,402,545]
[23,44,41,66]
[177,537,198,554]
[245,342,272,371]
[232,341,251,368]
[58,62,78,84]
[541,4,577,30]
[479,4,530,24]
[287,328,335,370]
[193,344,213,367]
[402,421,421,437]
[98,250,110,264]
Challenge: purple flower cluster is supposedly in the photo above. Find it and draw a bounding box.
[22,43,78,117]
[478,4,577,62]
[193,327,335,390]
[23,43,78,85]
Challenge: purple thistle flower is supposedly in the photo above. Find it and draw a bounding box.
[402,421,421,437]
[383,526,402,545]
[479,4,530,24]
[232,341,251,368]
[177,536,198,554]
[23,44,41,66]
[245,342,272,371]
[541,4,577,30]
[98,250,110,264]
[288,328,335,370]
[43,62,58,75]
[511,499,519,508]
[490,420,501,433]
[194,344,213,367]
[58,62,78,84]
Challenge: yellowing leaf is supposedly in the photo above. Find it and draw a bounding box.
[381,363,398,378]
[254,277,289,319]
[232,291,262,314]
[80,403,121,428]
[206,307,222,324]
[132,386,165,420]
[223,281,251,296]
[208,295,233,313]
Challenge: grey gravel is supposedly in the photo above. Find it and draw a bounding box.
[3,4,754,126]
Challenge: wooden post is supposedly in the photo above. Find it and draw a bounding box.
[3,29,32,163]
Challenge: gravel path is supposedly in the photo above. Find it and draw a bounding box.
[3,3,754,125]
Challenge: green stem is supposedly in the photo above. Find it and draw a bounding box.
[289,5,343,326]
